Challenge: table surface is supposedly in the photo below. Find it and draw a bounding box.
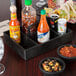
[1,1,76,75]
[0,24,76,76]
[0,0,76,76]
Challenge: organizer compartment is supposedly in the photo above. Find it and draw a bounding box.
[4,28,72,60]
[3,5,73,60]
[4,31,37,60]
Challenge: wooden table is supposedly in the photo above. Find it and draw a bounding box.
[0,25,76,76]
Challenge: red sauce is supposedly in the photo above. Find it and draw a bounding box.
[60,46,76,57]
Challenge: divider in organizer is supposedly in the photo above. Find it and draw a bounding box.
[3,20,73,60]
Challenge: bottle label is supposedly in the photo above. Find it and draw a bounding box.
[9,25,20,43]
[58,23,67,34]
[11,13,17,20]
[37,31,50,43]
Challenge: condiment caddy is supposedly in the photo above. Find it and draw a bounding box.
[4,23,72,60]
[3,0,73,60]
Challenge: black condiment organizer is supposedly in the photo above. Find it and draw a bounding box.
[4,25,72,60]
[4,5,73,60]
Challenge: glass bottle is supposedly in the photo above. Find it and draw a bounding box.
[37,10,50,43]
[22,0,36,37]
[9,5,21,43]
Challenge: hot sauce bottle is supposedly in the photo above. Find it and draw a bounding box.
[9,5,20,43]
[37,10,50,43]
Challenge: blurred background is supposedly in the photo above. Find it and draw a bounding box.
[0,0,76,22]
[0,0,38,22]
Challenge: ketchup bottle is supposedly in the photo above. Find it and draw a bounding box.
[9,5,20,43]
[37,10,50,43]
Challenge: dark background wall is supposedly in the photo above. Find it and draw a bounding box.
[0,0,38,22]
[0,0,10,22]
[0,0,76,22]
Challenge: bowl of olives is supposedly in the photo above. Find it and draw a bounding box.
[39,57,65,76]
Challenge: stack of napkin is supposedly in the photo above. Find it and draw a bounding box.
[0,20,9,36]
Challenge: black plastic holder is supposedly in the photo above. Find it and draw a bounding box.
[3,4,73,60]
[4,27,72,60]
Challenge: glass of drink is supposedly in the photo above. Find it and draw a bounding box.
[58,18,67,35]
[36,0,46,8]
[0,37,5,74]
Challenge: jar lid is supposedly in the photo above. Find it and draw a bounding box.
[50,14,59,19]
[58,18,67,24]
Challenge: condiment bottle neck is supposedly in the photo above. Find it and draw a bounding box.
[40,15,47,23]
[25,5,31,10]
[11,12,17,20]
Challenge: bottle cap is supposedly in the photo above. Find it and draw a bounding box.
[25,0,32,6]
[10,5,16,13]
[58,18,67,24]
[41,10,46,15]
